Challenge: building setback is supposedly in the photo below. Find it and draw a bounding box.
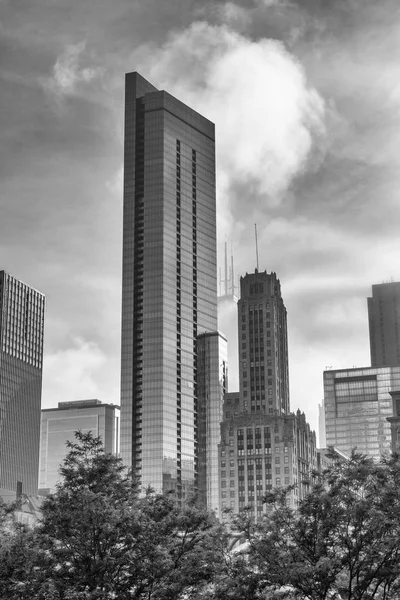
[368,281,400,367]
[323,366,400,460]
[39,399,120,494]
[0,271,45,500]
[218,270,316,521]
[120,73,218,498]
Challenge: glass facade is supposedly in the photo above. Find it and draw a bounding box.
[0,271,45,498]
[120,73,217,497]
[197,332,227,512]
[324,366,400,459]
[39,400,120,493]
[368,282,400,367]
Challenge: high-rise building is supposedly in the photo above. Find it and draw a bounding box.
[197,331,227,512]
[218,271,316,521]
[323,366,400,460]
[0,271,45,500]
[218,243,239,391]
[120,73,218,498]
[39,399,120,494]
[238,270,289,415]
[368,282,400,367]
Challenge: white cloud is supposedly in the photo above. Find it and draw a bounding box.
[134,22,326,238]
[42,337,108,408]
[46,41,102,97]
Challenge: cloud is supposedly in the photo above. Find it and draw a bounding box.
[134,21,326,238]
[46,41,102,97]
[42,337,109,407]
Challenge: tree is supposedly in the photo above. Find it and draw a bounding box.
[231,452,400,600]
[8,431,226,599]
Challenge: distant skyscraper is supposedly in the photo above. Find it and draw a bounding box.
[197,332,227,512]
[218,242,239,391]
[120,73,218,498]
[218,270,316,521]
[39,399,120,493]
[238,270,289,415]
[368,282,400,367]
[0,271,45,500]
[323,366,400,459]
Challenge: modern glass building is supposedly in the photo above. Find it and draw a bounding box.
[39,399,120,493]
[0,271,45,499]
[323,366,400,459]
[120,73,218,497]
[368,281,400,367]
[238,270,290,415]
[197,331,227,512]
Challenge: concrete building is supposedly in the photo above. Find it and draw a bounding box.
[323,366,400,460]
[219,394,316,520]
[218,270,316,521]
[0,271,45,500]
[120,73,218,498]
[197,332,227,512]
[238,270,289,415]
[39,399,120,493]
[368,281,400,367]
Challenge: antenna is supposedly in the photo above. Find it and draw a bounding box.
[224,241,228,296]
[254,224,259,271]
[231,245,234,296]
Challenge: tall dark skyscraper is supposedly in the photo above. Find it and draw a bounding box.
[120,73,218,497]
[0,271,45,499]
[368,282,400,367]
[238,270,290,415]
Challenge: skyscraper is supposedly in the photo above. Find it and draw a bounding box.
[238,270,289,415]
[120,73,218,497]
[39,399,120,494]
[0,271,45,499]
[218,270,316,520]
[197,331,227,512]
[218,243,239,391]
[323,366,400,459]
[368,281,400,367]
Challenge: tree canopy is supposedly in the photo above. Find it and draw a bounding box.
[227,452,400,600]
[2,438,400,600]
[0,431,226,599]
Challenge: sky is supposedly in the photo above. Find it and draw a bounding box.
[1,0,400,438]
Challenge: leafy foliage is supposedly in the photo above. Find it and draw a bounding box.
[0,431,226,599]
[3,439,400,600]
[235,452,400,600]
